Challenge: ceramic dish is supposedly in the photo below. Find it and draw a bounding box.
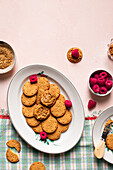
[0,41,16,74]
[93,106,113,164]
[88,69,113,96]
[7,64,85,154]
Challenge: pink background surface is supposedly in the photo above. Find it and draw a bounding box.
[0,0,113,116]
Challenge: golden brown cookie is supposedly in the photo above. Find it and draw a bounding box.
[51,100,66,117]
[58,94,65,103]
[21,94,36,106]
[33,104,50,120]
[32,123,43,133]
[41,91,56,107]
[104,119,113,128]
[6,148,19,163]
[36,89,45,104]
[26,117,40,127]
[106,134,113,150]
[58,123,69,133]
[42,116,58,133]
[22,105,36,118]
[6,140,21,153]
[67,47,83,63]
[23,81,38,97]
[37,77,50,90]
[47,124,61,140]
[49,84,60,98]
[29,162,45,170]
[57,110,72,125]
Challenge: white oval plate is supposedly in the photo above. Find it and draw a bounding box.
[7,64,85,154]
[93,106,113,164]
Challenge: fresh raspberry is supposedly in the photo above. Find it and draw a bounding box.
[92,84,100,93]
[71,49,79,58]
[40,132,47,140]
[99,86,107,94]
[105,80,112,89]
[93,74,99,79]
[88,100,96,109]
[30,75,37,83]
[65,100,72,108]
[97,77,105,86]
[100,71,107,78]
[89,78,97,86]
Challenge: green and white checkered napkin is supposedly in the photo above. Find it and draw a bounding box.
[0,109,113,170]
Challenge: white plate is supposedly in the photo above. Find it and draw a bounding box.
[7,64,85,154]
[93,106,113,164]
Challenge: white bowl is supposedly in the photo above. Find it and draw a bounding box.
[0,41,16,74]
[88,69,113,96]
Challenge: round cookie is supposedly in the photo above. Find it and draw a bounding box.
[6,139,21,153]
[67,47,83,63]
[6,148,19,163]
[58,94,65,103]
[51,100,66,117]
[37,77,50,90]
[41,91,56,107]
[58,123,69,133]
[22,105,36,118]
[57,110,72,125]
[29,162,45,170]
[21,94,36,106]
[49,84,60,98]
[33,104,50,120]
[26,117,40,127]
[36,89,45,104]
[23,81,38,97]
[42,116,58,133]
[106,134,113,150]
[32,123,43,133]
[47,124,61,140]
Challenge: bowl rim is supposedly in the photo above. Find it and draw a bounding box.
[0,41,16,74]
[88,69,113,96]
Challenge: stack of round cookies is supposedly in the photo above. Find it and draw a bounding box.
[21,76,72,141]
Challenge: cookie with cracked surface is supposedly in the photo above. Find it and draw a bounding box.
[21,94,36,106]
[36,88,45,104]
[6,148,19,163]
[57,110,72,125]
[67,47,83,63]
[23,81,38,97]
[51,100,66,117]
[37,77,50,90]
[29,162,45,170]
[6,139,21,153]
[26,117,40,127]
[49,84,60,98]
[42,116,58,133]
[41,91,56,107]
[33,104,50,120]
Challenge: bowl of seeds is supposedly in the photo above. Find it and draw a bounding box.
[0,41,16,74]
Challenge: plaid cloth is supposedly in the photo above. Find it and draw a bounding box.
[0,111,113,170]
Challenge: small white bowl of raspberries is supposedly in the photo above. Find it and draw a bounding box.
[88,69,113,96]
